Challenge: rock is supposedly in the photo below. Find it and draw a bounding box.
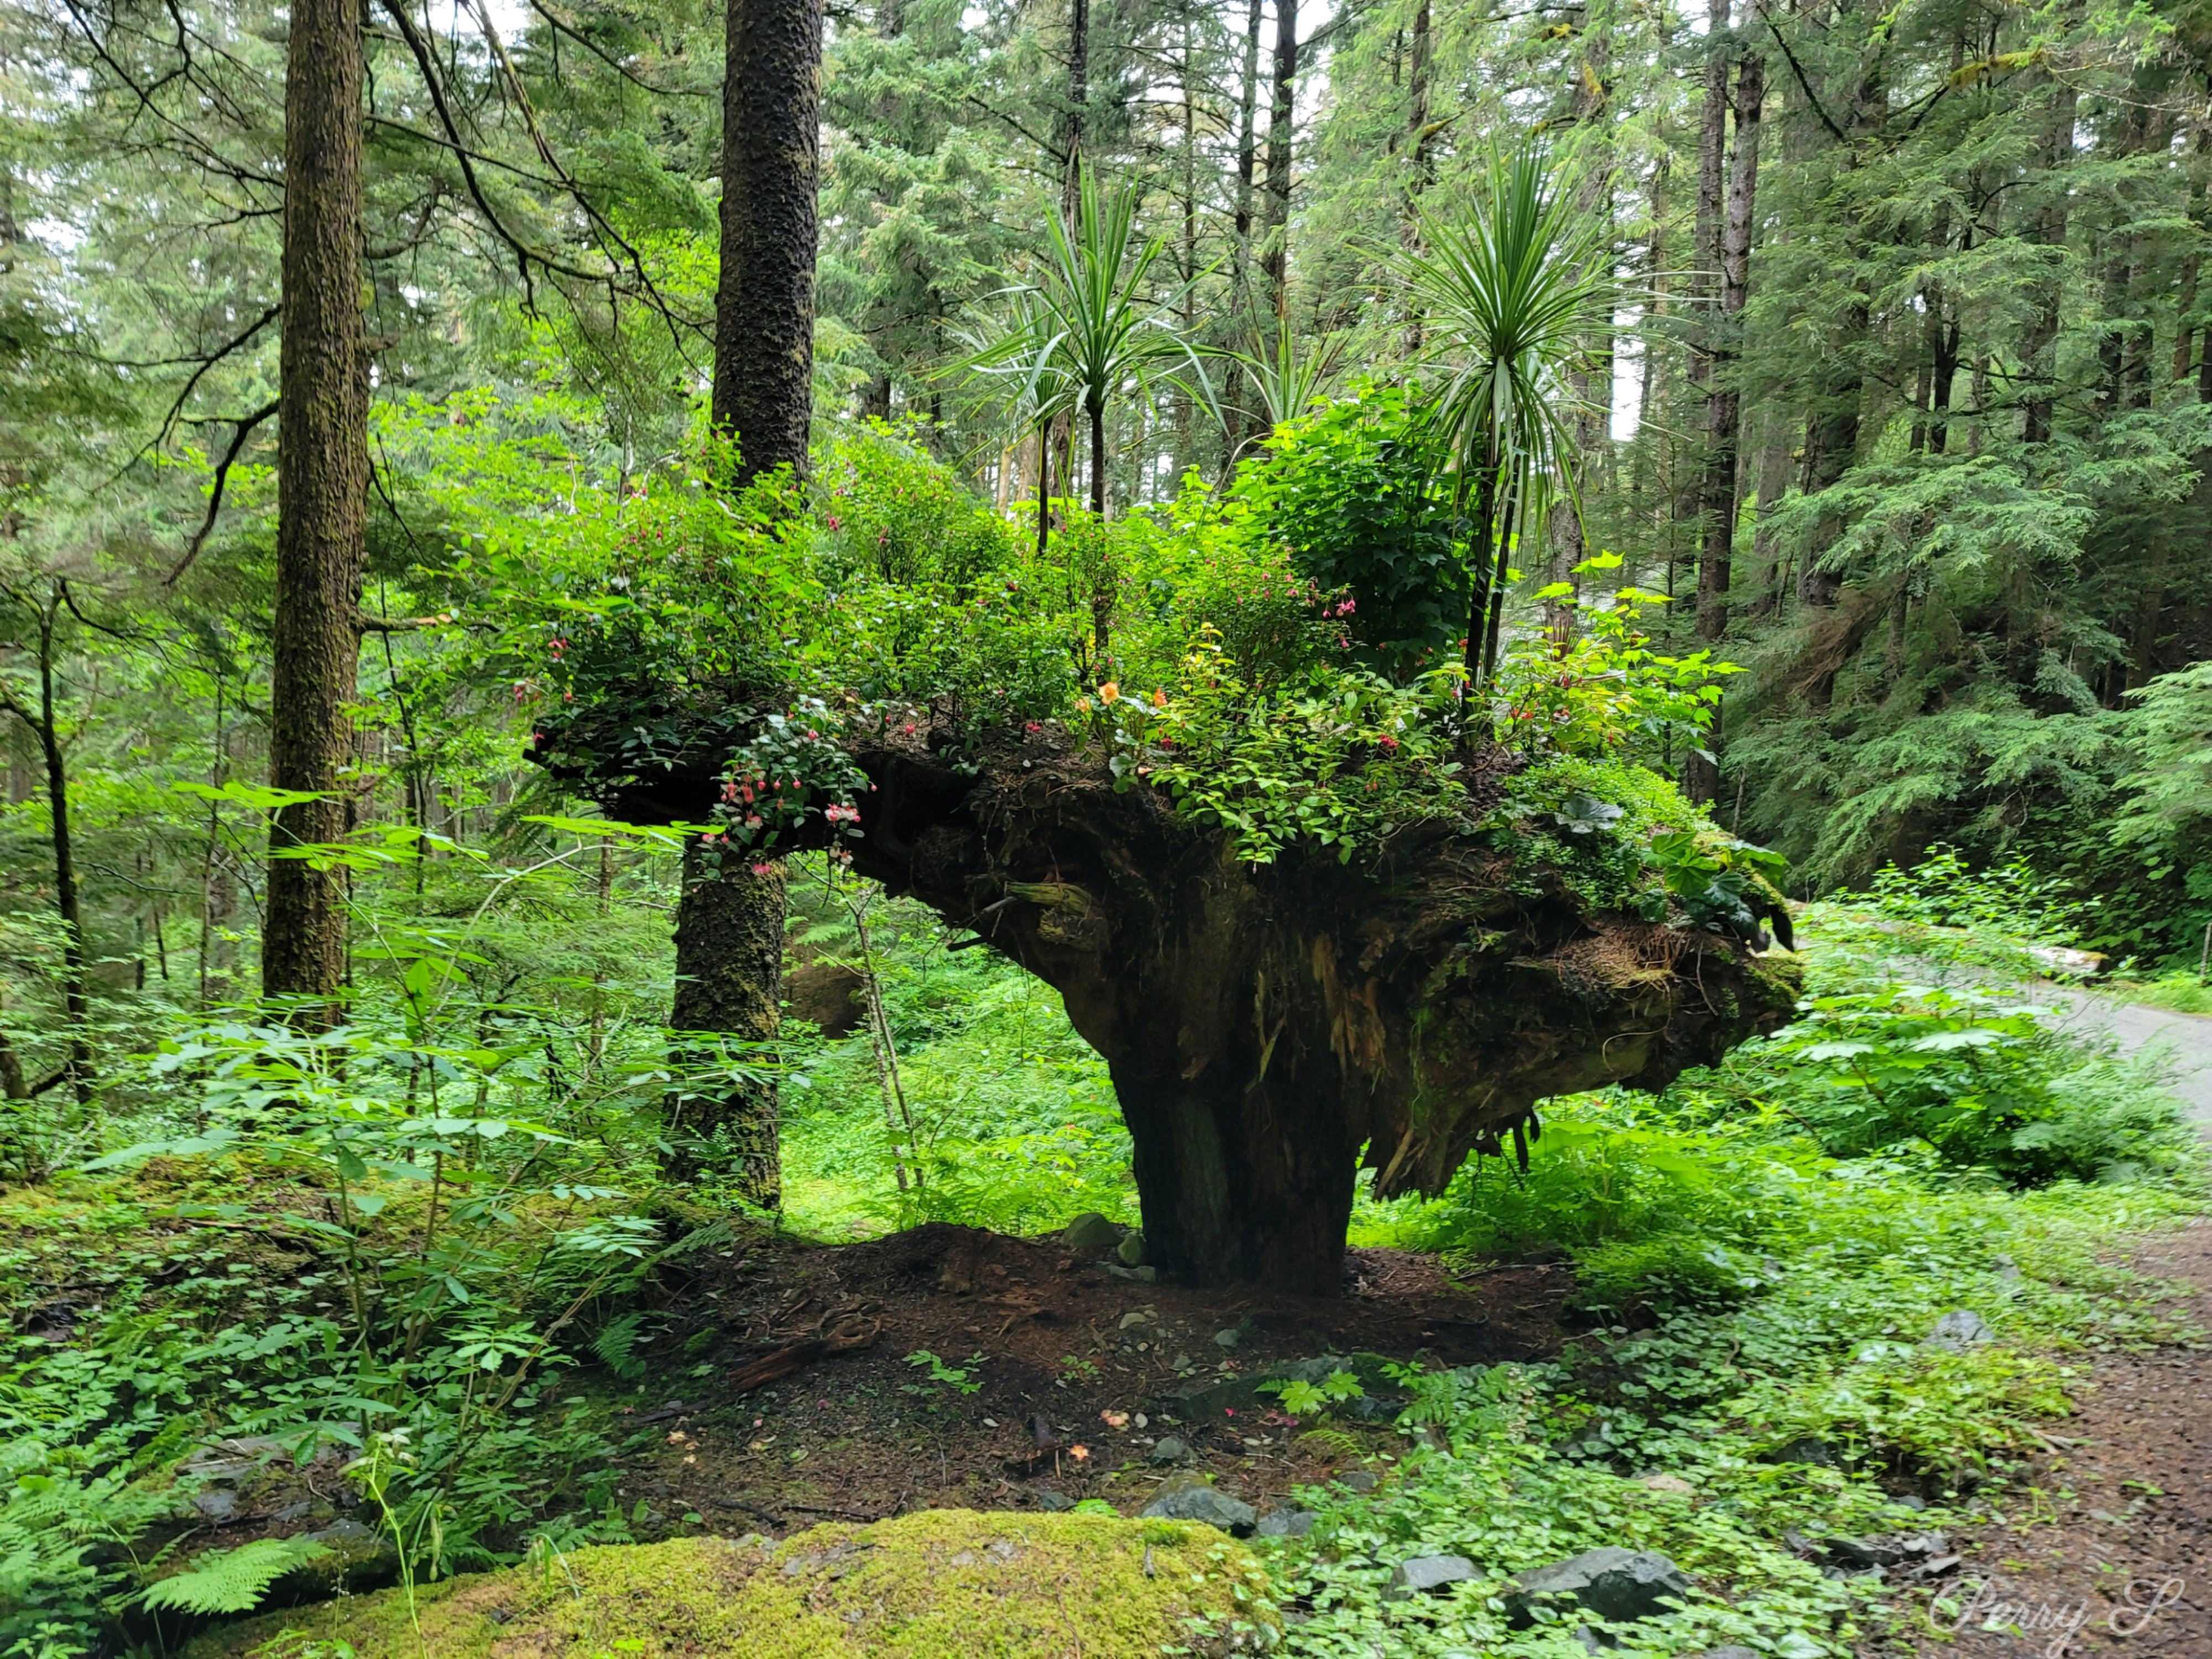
[1337,1470,1377,1493]
[1818,1535,1902,1569]
[1149,1436,1187,1465]
[268,1519,403,1604]
[1170,1353,1193,1372]
[1103,1264,1156,1283]
[1383,1555,1477,1600]
[1761,1436,1838,1467]
[1035,1490,1076,1512]
[1635,1474,1696,1497]
[190,1487,239,1522]
[1118,1310,1153,1331]
[1571,1629,1616,1653]
[1889,1494,1928,1512]
[1993,1253,2022,1281]
[1925,1308,1995,1351]
[1213,1327,1241,1349]
[1117,1232,1147,1267]
[1061,1212,1125,1254]
[1141,1478,1258,1537]
[1504,1547,1695,1627]
[182,1512,1281,1659]
[1255,1510,1315,1539]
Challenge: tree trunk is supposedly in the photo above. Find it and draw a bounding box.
[1260,0,1297,323]
[1062,0,1091,216]
[712,0,825,489]
[1693,50,1762,649]
[1547,16,1614,645]
[682,0,825,1200]
[9,592,92,1096]
[666,838,784,1206]
[1400,0,1433,353]
[1233,0,1262,288]
[2022,77,2076,446]
[555,734,1801,1293]
[264,0,368,1019]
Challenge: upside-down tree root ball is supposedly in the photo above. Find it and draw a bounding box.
[552,722,1801,1294]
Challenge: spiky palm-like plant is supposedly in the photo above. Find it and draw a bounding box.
[1399,144,1611,685]
[965,164,1217,520]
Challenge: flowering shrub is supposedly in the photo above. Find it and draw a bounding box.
[700,700,872,865]
[1086,629,1468,863]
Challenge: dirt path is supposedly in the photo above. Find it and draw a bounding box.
[1890,992,2212,1658]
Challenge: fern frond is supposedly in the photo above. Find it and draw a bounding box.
[140,1535,331,1615]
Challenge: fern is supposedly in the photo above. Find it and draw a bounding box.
[591,1310,650,1379]
[140,1536,331,1615]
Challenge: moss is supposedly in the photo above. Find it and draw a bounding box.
[184,1510,1281,1659]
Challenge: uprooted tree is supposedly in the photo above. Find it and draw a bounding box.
[536,695,1799,1295]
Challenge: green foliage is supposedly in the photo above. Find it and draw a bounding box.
[816,422,1015,589]
[1260,1370,1365,1417]
[140,1536,332,1616]
[1739,982,2193,1185]
[1094,637,1469,864]
[1489,565,1740,770]
[1233,383,1467,675]
[901,1350,985,1396]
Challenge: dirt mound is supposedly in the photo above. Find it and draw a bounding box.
[624,1221,1572,1530]
[185,1512,1280,1658]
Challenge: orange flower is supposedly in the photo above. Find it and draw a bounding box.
[1099,682,1120,704]
[1151,689,1166,709]
[1076,696,1093,713]
[1068,1444,1091,1461]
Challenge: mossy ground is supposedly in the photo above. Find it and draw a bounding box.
[184,1510,1281,1659]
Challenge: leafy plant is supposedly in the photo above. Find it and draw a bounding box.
[1260,1370,1365,1416]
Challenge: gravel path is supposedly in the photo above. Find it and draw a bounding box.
[2023,989,2212,1125]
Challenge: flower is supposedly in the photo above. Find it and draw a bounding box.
[750,862,773,875]
[1076,697,1092,713]
[1098,682,1120,704]
[1150,689,1166,709]
[1378,734,1400,751]
[1100,1409,1129,1429]
[1024,721,1042,734]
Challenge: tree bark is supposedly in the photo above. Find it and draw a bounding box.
[1260,0,1297,323]
[2021,76,2076,446]
[1686,48,1761,802]
[1062,0,1091,217]
[1400,0,1433,353]
[552,729,1799,1293]
[683,0,825,1200]
[666,838,784,1206]
[1693,49,1762,648]
[264,0,368,1018]
[713,0,825,489]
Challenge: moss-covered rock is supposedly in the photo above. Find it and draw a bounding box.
[184,1510,1282,1658]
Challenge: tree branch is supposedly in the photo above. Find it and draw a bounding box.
[164,398,280,587]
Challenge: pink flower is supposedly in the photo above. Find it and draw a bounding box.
[750,862,773,875]
[1378,734,1400,751]
[745,813,763,829]
[1025,721,1042,733]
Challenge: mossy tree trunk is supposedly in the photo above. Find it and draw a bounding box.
[666,838,784,1206]
[673,0,825,1200]
[264,0,367,1020]
[576,731,1797,1293]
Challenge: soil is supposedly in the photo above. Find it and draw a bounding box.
[619,1220,1575,1530]
[1892,1219,2212,1658]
